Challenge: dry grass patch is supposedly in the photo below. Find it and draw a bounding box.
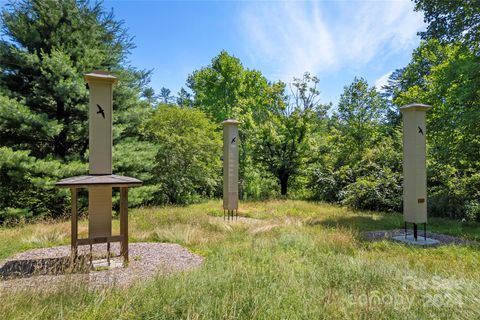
[1,200,479,319]
[250,223,281,235]
[150,224,210,246]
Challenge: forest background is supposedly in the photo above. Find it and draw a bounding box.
[0,0,479,223]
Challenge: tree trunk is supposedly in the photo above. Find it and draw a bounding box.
[280,174,289,196]
[54,100,67,158]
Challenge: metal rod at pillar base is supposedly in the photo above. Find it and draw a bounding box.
[70,246,78,265]
[405,222,407,239]
[89,244,93,266]
[107,241,110,267]
[424,223,427,241]
[224,210,239,222]
[413,223,418,241]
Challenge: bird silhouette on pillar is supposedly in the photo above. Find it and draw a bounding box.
[418,126,424,135]
[96,104,105,119]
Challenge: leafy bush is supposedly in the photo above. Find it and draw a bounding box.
[143,105,222,205]
[310,132,402,213]
[241,163,279,200]
[465,200,480,222]
[308,167,344,203]
[341,172,402,212]
[112,138,159,207]
[428,164,480,220]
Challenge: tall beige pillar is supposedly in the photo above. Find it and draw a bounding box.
[84,71,117,238]
[400,103,432,238]
[222,119,240,220]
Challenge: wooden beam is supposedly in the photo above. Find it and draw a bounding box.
[77,235,123,246]
[71,188,78,261]
[120,187,129,263]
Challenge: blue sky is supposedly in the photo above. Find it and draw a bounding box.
[3,0,427,106]
[102,0,426,106]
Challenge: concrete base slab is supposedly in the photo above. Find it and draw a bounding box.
[0,243,203,292]
[392,235,440,247]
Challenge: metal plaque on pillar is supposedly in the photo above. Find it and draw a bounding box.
[400,103,432,240]
[84,71,117,238]
[222,119,240,220]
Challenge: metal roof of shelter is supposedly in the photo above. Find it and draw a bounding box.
[56,174,142,188]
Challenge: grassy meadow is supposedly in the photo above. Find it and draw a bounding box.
[0,200,479,319]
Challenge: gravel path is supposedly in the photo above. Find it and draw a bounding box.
[362,229,477,247]
[0,242,203,292]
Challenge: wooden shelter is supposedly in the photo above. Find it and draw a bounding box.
[56,175,141,263]
[56,71,142,265]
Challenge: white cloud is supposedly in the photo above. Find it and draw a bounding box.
[239,0,424,82]
[337,0,425,63]
[240,1,336,82]
[375,71,393,92]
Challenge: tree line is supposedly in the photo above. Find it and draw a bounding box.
[0,0,479,222]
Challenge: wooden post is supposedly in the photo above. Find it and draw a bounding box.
[71,188,78,261]
[120,187,128,263]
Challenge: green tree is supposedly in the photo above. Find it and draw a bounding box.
[414,0,480,52]
[339,134,402,212]
[394,39,480,171]
[176,87,192,107]
[158,87,173,104]
[0,146,86,222]
[0,0,153,218]
[187,51,281,199]
[309,77,398,209]
[335,77,389,162]
[392,39,480,219]
[0,0,152,158]
[187,51,244,123]
[143,105,222,204]
[113,138,159,207]
[252,73,325,196]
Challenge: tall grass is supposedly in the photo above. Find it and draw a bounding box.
[1,200,479,319]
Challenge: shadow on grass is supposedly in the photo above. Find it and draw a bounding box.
[308,214,403,232]
[314,213,480,243]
